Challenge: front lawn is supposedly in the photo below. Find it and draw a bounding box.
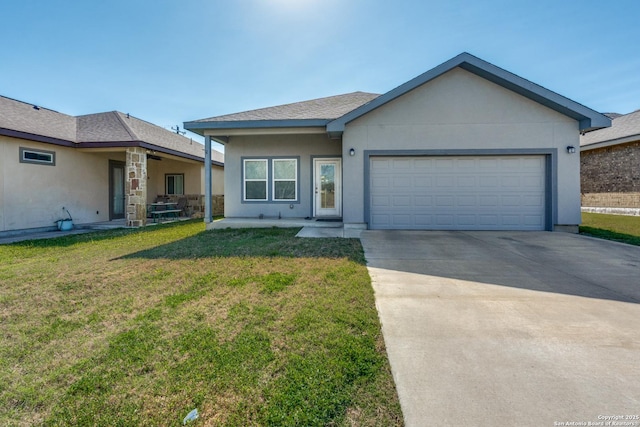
[0,221,403,426]
[580,212,640,246]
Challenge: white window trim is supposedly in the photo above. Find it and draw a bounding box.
[19,147,56,166]
[243,159,268,201]
[272,159,298,201]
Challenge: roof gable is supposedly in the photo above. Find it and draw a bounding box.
[327,52,610,136]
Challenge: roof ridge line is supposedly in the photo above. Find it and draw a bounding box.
[112,111,138,140]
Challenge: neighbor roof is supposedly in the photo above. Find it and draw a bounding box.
[581,108,640,150]
[185,52,610,138]
[0,95,77,143]
[0,95,222,164]
[77,112,223,163]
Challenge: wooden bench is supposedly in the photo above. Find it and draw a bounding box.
[150,209,181,223]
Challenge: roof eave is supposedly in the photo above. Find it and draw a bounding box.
[581,133,640,151]
[0,127,76,147]
[327,52,611,134]
[184,118,330,136]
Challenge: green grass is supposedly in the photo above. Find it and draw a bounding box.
[580,212,640,246]
[0,221,403,426]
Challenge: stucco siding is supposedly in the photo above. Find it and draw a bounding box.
[224,134,340,218]
[146,159,223,200]
[147,158,201,197]
[342,68,581,228]
[204,165,224,196]
[1,136,112,231]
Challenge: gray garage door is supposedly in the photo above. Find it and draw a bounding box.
[369,156,546,230]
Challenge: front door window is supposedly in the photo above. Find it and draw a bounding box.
[314,159,341,217]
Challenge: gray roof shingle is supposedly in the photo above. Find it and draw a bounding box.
[0,95,222,163]
[193,91,380,122]
[0,95,76,142]
[581,109,640,147]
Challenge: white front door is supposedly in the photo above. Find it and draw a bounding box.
[314,158,342,218]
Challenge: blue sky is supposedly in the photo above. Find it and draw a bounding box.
[2,0,639,147]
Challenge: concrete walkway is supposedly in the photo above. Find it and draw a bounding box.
[361,231,640,426]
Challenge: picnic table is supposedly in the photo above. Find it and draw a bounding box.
[149,202,181,223]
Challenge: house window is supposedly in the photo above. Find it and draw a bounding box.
[165,174,184,195]
[20,147,55,166]
[244,159,268,201]
[273,159,297,201]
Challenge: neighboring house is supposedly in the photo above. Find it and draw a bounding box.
[0,95,224,233]
[185,52,610,232]
[580,109,640,215]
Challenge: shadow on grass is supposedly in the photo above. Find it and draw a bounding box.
[6,220,203,249]
[118,227,367,264]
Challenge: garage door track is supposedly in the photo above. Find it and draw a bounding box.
[361,231,640,426]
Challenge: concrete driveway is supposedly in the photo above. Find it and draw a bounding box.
[360,231,640,427]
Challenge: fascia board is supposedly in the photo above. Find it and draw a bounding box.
[184,119,330,131]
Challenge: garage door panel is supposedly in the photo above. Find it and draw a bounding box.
[524,215,543,225]
[457,195,476,206]
[479,214,500,226]
[388,214,410,226]
[370,155,546,230]
[415,215,432,225]
[414,176,433,187]
[415,195,432,206]
[436,215,454,225]
[479,176,500,187]
[414,159,433,168]
[392,195,411,207]
[435,195,455,207]
[457,176,476,187]
[393,176,412,187]
[435,159,454,168]
[457,214,476,226]
[371,195,390,207]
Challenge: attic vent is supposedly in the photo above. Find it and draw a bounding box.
[33,105,40,110]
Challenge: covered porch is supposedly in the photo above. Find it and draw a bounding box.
[102,146,223,227]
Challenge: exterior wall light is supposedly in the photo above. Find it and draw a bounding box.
[349,148,355,156]
[566,146,576,154]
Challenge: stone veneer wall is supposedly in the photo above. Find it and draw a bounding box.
[126,147,147,227]
[581,141,640,209]
[581,192,640,208]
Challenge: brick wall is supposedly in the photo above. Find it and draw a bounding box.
[581,141,640,208]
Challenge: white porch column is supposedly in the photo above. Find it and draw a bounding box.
[204,135,212,223]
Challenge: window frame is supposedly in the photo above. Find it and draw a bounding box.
[243,159,268,201]
[165,173,185,195]
[19,147,56,166]
[241,157,300,203]
[272,158,298,202]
